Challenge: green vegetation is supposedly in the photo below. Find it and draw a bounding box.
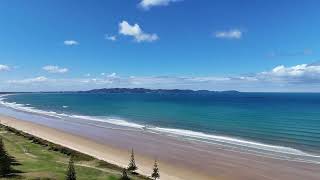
[127,149,137,172]
[120,169,130,180]
[0,124,150,180]
[66,156,76,180]
[0,137,15,177]
[151,160,160,180]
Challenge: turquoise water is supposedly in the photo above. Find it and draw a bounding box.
[1,92,320,155]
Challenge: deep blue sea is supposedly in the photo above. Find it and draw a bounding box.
[1,92,320,158]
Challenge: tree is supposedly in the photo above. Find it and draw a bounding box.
[151,160,160,180]
[127,148,137,172]
[120,168,130,180]
[66,156,76,180]
[0,138,13,177]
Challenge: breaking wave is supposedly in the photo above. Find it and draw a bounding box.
[1,94,320,164]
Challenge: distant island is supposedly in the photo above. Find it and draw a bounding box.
[0,88,240,95]
[78,88,240,94]
[2,88,240,94]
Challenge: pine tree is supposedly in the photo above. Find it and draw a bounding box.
[66,156,76,180]
[151,160,160,180]
[0,138,12,177]
[120,168,130,180]
[127,148,137,172]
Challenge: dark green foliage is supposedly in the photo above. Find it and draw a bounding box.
[0,138,13,177]
[2,124,93,161]
[151,160,160,180]
[66,156,76,180]
[127,149,137,172]
[0,124,151,180]
[119,168,130,180]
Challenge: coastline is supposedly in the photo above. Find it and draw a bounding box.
[1,113,320,180]
[2,93,320,160]
[0,114,211,180]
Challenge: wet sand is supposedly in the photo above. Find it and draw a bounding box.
[1,113,320,180]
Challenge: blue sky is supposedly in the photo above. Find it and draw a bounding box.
[1,0,320,92]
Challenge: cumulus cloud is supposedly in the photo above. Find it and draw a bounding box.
[83,73,120,85]
[105,34,117,41]
[126,63,320,89]
[215,29,243,39]
[64,40,79,46]
[8,76,48,84]
[257,64,320,83]
[3,63,320,92]
[139,0,180,10]
[43,65,68,73]
[107,72,117,78]
[0,64,10,71]
[100,72,118,79]
[119,21,158,42]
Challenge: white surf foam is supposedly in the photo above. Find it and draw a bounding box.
[70,115,145,129]
[150,127,319,157]
[1,94,319,163]
[0,95,144,129]
[0,101,60,118]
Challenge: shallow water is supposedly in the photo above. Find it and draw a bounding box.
[1,92,320,161]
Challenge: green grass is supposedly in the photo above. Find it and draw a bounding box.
[0,126,149,180]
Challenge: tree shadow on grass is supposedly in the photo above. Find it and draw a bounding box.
[0,173,23,179]
[10,155,22,166]
[1,155,25,179]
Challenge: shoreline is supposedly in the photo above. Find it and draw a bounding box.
[1,108,320,179]
[0,114,210,180]
[1,93,319,160]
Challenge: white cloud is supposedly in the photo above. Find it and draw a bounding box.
[187,77,231,82]
[107,72,117,78]
[101,72,117,78]
[64,40,79,46]
[4,63,320,92]
[81,73,119,85]
[43,65,68,73]
[215,29,243,39]
[0,64,10,71]
[8,76,48,84]
[119,21,158,42]
[125,63,320,88]
[257,64,320,83]
[139,0,180,10]
[105,35,117,41]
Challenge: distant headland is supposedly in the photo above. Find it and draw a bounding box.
[78,88,240,94]
[1,88,240,94]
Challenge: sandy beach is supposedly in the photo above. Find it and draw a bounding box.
[0,114,210,180]
[2,0,320,179]
[1,112,320,180]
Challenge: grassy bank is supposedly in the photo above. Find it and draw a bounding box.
[0,125,149,180]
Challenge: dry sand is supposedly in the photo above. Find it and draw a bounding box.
[0,115,211,180]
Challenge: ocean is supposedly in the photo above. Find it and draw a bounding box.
[1,92,320,163]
